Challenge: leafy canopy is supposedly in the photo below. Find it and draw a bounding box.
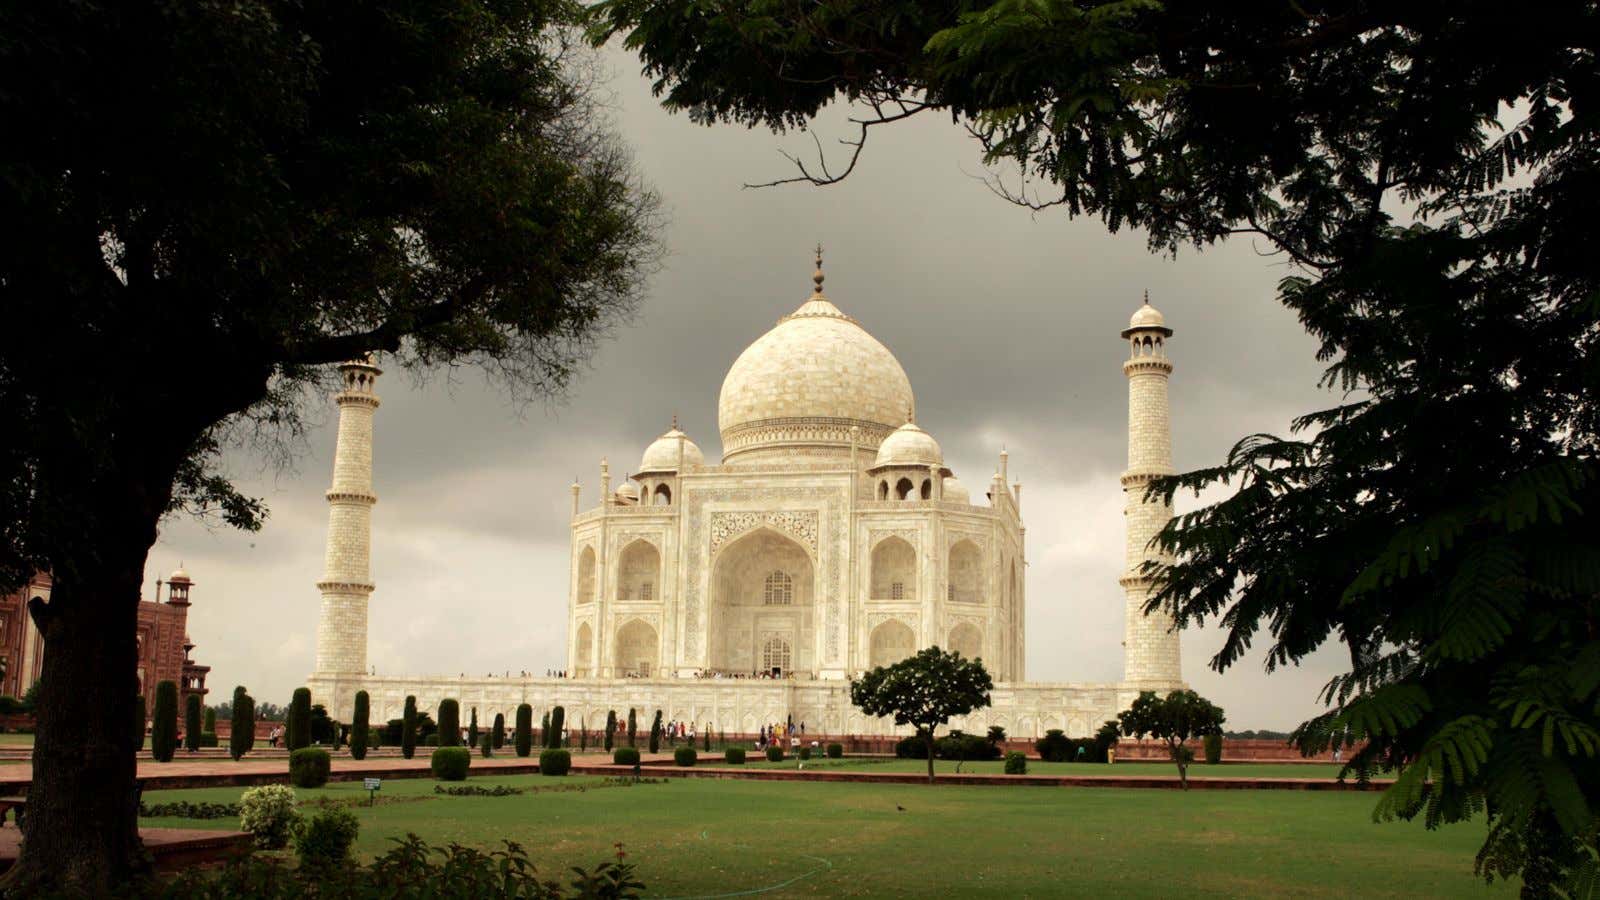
[1117,690,1225,788]
[850,646,994,733]
[591,0,1600,888]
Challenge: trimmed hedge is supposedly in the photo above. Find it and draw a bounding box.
[151,680,178,762]
[798,746,812,761]
[437,699,460,747]
[287,687,311,751]
[480,734,493,758]
[350,691,370,760]
[826,743,843,759]
[604,710,617,751]
[1034,729,1108,763]
[431,746,471,781]
[492,712,505,750]
[539,748,571,776]
[548,706,565,749]
[229,686,254,761]
[613,747,640,766]
[1004,751,1028,775]
[648,710,662,754]
[401,695,418,760]
[515,704,533,757]
[724,747,746,764]
[765,746,784,762]
[184,693,202,752]
[198,731,218,748]
[289,747,331,788]
[674,746,697,767]
[1203,733,1223,765]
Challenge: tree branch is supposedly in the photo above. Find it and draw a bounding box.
[281,275,491,366]
[744,99,930,189]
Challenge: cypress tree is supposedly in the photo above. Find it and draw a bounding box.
[350,690,370,760]
[549,706,565,749]
[134,694,147,750]
[515,703,533,757]
[183,693,201,752]
[438,698,460,747]
[649,709,663,754]
[492,712,505,749]
[401,695,418,760]
[541,710,550,747]
[151,680,178,762]
[287,687,312,751]
[203,706,217,735]
[704,726,711,752]
[627,708,637,748]
[580,716,588,751]
[228,686,251,761]
[605,710,617,751]
[468,707,479,748]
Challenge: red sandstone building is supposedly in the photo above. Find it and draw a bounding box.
[0,567,210,711]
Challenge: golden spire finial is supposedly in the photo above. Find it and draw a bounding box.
[906,404,915,425]
[671,412,678,430]
[812,243,825,294]
[1142,288,1149,306]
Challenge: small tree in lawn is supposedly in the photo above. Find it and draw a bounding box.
[515,704,533,758]
[605,710,617,751]
[540,710,550,747]
[183,693,202,752]
[549,705,565,749]
[150,681,178,762]
[350,691,370,761]
[437,699,460,747]
[286,688,311,751]
[468,707,479,749]
[627,708,637,748]
[492,712,505,750]
[849,647,993,784]
[401,695,418,760]
[649,710,663,754]
[1117,690,1225,790]
[229,687,253,761]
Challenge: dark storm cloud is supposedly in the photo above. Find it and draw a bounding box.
[148,47,1346,728]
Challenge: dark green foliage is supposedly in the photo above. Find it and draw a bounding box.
[797,746,811,761]
[613,747,640,766]
[765,746,783,763]
[580,717,588,752]
[1118,691,1225,790]
[851,647,993,783]
[308,704,337,746]
[548,705,565,749]
[1035,730,1072,763]
[1203,734,1223,766]
[287,688,311,752]
[203,707,217,734]
[151,681,178,762]
[674,746,697,767]
[702,728,710,752]
[986,726,1006,746]
[229,687,254,761]
[894,735,927,760]
[1005,752,1028,775]
[826,743,842,759]
[430,747,471,781]
[1095,721,1121,756]
[401,696,417,761]
[724,748,746,765]
[480,734,492,759]
[433,784,524,797]
[424,735,440,747]
[936,731,998,762]
[648,710,662,754]
[350,691,370,761]
[437,699,460,748]
[467,707,478,750]
[540,710,550,747]
[140,800,240,820]
[289,748,331,788]
[604,710,616,751]
[295,807,359,876]
[515,704,533,758]
[133,695,147,748]
[539,749,571,776]
[162,833,645,899]
[492,713,505,750]
[627,708,637,747]
[198,732,218,748]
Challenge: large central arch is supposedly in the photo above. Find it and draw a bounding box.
[709,527,816,676]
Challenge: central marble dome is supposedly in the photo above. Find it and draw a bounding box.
[717,262,914,463]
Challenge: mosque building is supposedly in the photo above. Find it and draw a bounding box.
[307,252,1185,738]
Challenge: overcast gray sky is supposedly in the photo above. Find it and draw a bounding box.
[147,47,1349,730]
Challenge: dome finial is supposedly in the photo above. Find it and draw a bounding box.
[671,412,679,430]
[812,243,825,294]
[1142,288,1149,307]
[906,404,915,425]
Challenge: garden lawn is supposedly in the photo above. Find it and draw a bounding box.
[739,757,1351,779]
[141,773,1504,898]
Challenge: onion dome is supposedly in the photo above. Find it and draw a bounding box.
[614,479,639,502]
[169,566,191,583]
[718,248,914,462]
[637,419,705,475]
[941,476,971,504]
[1122,291,1173,337]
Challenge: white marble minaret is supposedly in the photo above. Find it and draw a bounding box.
[312,357,381,685]
[1120,297,1183,687]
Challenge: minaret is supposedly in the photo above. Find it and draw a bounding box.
[1120,295,1182,687]
[313,356,381,680]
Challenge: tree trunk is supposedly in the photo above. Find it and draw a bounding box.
[924,729,936,784]
[1,545,154,892]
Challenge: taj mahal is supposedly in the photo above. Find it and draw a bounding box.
[307,251,1186,738]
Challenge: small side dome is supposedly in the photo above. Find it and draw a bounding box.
[1122,295,1173,338]
[169,566,191,583]
[870,421,946,471]
[941,476,970,504]
[638,426,705,475]
[614,479,640,502]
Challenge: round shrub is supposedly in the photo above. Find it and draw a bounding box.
[295,806,359,875]
[724,747,746,764]
[480,734,492,758]
[539,748,571,776]
[289,747,331,788]
[1203,733,1223,765]
[1035,729,1072,763]
[674,746,697,767]
[239,784,299,849]
[431,746,472,781]
[826,743,843,759]
[798,746,811,761]
[613,747,641,766]
[1004,751,1028,775]
[423,734,440,747]
[765,746,784,762]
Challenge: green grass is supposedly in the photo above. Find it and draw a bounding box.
[740,756,1351,779]
[141,772,1505,898]
[0,734,34,747]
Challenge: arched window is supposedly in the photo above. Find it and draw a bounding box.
[877,480,888,500]
[761,636,791,674]
[763,571,793,605]
[920,479,932,499]
[654,484,672,505]
[895,477,914,500]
